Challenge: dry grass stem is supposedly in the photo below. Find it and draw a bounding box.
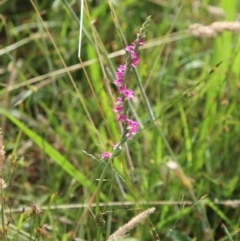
[189,21,240,38]
[0,128,5,171]
[107,207,156,241]
[0,128,7,189]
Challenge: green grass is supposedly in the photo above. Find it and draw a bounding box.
[1,0,240,240]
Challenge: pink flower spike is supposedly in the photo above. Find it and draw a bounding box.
[101,152,111,159]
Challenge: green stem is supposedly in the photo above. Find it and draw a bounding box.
[221,223,234,241]
[96,226,103,241]
[95,159,112,215]
[189,190,214,241]
[95,158,112,241]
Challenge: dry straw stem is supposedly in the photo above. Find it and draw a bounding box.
[0,128,7,189]
[0,128,5,171]
[107,207,156,241]
[189,21,240,38]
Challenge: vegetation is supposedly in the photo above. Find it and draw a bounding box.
[1,0,240,240]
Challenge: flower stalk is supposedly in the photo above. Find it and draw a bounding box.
[95,16,151,241]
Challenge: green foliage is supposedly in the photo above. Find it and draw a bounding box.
[1,0,240,240]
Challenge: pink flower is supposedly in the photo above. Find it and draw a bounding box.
[113,97,123,113]
[129,51,139,67]
[138,38,144,46]
[113,105,123,113]
[118,86,134,99]
[115,97,122,106]
[101,152,111,159]
[125,43,134,51]
[118,85,126,94]
[126,119,138,139]
[113,78,123,86]
[118,64,126,71]
[125,43,139,67]
[113,65,126,86]
[118,113,126,122]
[111,36,144,141]
[113,72,124,86]
[122,89,134,100]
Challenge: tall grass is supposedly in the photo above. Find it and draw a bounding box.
[1,0,240,240]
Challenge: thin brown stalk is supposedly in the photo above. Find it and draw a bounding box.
[0,128,7,241]
[0,128,7,189]
[0,128,5,173]
[0,128,7,188]
[107,207,156,241]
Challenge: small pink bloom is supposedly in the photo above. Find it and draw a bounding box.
[116,97,122,106]
[113,77,123,86]
[126,119,138,136]
[118,113,126,122]
[118,85,126,94]
[138,38,144,46]
[130,51,137,58]
[118,64,126,72]
[113,65,126,86]
[101,152,111,159]
[125,44,134,51]
[130,52,139,67]
[123,89,134,100]
[113,105,123,113]
[126,119,138,126]
[113,97,123,113]
[116,72,124,78]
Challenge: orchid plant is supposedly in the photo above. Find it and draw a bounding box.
[101,16,151,160]
[94,18,151,241]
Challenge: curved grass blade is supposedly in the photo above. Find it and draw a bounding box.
[1,108,106,200]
